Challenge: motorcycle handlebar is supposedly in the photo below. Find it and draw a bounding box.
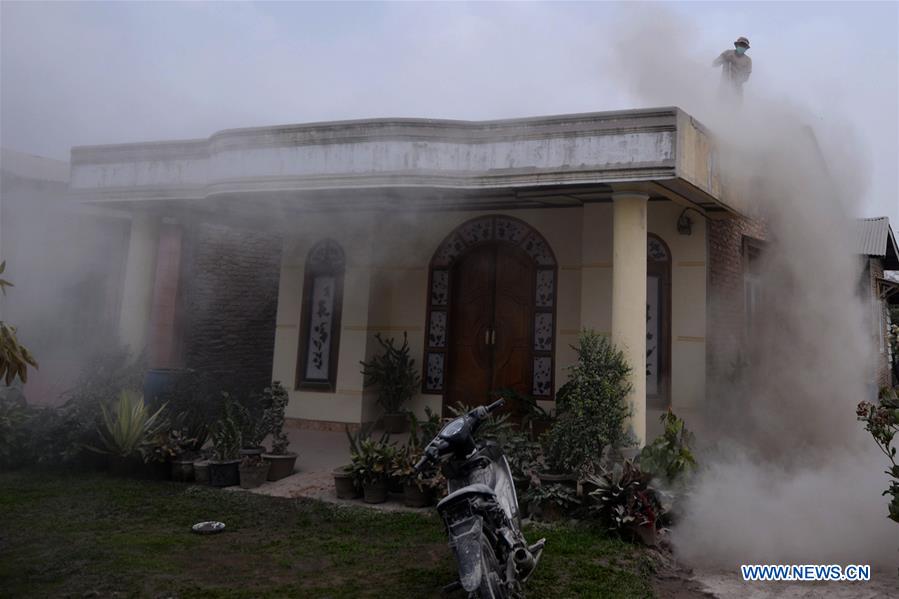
[413,455,429,473]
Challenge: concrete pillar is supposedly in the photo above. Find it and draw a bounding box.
[611,192,648,445]
[118,213,160,358]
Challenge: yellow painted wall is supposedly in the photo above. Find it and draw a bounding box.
[272,202,706,432]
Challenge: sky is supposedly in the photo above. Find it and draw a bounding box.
[1,1,896,223]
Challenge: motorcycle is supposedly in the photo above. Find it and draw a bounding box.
[414,398,545,598]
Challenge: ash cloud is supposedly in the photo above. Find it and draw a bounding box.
[605,6,897,569]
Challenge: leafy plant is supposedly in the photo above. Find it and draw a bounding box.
[262,382,291,455]
[228,390,272,450]
[544,330,633,476]
[360,333,421,414]
[857,387,899,525]
[350,436,397,486]
[585,460,665,540]
[149,369,215,454]
[639,409,697,486]
[523,482,580,518]
[89,390,168,461]
[0,261,38,385]
[492,387,550,441]
[210,399,242,461]
[408,406,442,451]
[504,432,545,491]
[447,401,514,443]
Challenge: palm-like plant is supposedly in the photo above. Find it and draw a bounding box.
[90,390,167,460]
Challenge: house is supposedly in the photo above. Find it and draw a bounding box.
[67,107,776,442]
[854,217,899,389]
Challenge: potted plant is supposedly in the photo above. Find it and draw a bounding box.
[238,453,270,489]
[334,425,373,500]
[543,330,634,483]
[261,382,298,481]
[87,389,167,477]
[150,428,200,482]
[392,408,445,507]
[360,333,421,434]
[350,434,396,504]
[209,400,242,487]
[230,391,272,458]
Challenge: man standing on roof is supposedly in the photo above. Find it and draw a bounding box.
[714,37,752,101]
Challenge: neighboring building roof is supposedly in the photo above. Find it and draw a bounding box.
[1,147,69,183]
[855,216,899,269]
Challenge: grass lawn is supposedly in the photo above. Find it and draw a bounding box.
[0,471,660,598]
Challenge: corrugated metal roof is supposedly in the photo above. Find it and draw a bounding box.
[854,217,892,256]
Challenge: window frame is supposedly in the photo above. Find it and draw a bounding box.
[296,239,345,392]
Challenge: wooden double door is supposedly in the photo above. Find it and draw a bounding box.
[445,242,535,411]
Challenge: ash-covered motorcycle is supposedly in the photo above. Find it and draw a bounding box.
[414,399,545,598]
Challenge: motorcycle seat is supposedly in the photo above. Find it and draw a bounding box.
[436,483,496,511]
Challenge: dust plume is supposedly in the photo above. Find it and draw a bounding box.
[605,7,897,569]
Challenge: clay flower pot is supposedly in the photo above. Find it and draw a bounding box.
[333,466,359,499]
[170,459,195,482]
[263,453,298,481]
[209,460,240,487]
[239,461,271,489]
[362,478,389,504]
[193,460,211,485]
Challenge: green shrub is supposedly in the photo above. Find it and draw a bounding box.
[857,387,899,525]
[638,409,697,487]
[544,330,633,476]
[523,482,580,519]
[360,333,421,414]
[49,348,146,464]
[262,382,291,455]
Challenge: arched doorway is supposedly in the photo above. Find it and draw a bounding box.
[423,216,557,413]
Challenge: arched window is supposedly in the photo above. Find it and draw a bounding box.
[646,234,671,409]
[297,239,345,391]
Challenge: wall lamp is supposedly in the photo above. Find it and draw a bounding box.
[676,207,708,236]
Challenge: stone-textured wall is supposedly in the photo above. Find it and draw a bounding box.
[183,222,281,395]
[706,215,768,383]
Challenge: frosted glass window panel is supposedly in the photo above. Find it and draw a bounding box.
[305,275,335,380]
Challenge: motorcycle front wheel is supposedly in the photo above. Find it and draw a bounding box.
[472,534,507,599]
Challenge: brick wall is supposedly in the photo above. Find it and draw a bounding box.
[706,215,768,384]
[182,222,282,395]
[867,257,892,389]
